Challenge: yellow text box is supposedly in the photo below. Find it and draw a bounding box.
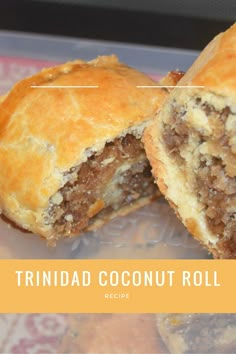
[1,260,235,313]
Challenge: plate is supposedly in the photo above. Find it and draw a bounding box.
[0,55,208,259]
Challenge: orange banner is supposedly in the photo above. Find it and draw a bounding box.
[1,259,236,313]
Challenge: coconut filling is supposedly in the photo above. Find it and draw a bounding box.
[48,134,157,236]
[162,97,236,256]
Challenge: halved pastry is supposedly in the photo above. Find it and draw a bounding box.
[0,55,170,241]
[144,24,236,258]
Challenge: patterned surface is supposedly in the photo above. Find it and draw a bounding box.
[0,314,68,354]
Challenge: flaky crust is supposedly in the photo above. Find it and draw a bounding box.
[0,55,166,238]
[144,24,236,258]
[180,24,236,99]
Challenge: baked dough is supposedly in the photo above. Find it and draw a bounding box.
[0,55,168,241]
[144,24,236,258]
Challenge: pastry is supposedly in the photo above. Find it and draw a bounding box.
[144,24,236,258]
[157,313,236,354]
[0,55,170,241]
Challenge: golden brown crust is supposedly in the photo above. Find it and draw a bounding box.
[144,24,236,258]
[159,70,185,92]
[0,55,166,238]
[180,24,236,99]
[0,95,6,104]
[143,127,168,196]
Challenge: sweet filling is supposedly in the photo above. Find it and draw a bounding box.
[49,134,157,236]
[162,97,236,255]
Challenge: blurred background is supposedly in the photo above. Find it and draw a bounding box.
[0,0,235,50]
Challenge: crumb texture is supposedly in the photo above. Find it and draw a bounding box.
[49,134,157,236]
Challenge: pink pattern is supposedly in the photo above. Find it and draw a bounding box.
[0,313,68,354]
[11,337,58,354]
[26,314,67,337]
[0,56,59,68]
